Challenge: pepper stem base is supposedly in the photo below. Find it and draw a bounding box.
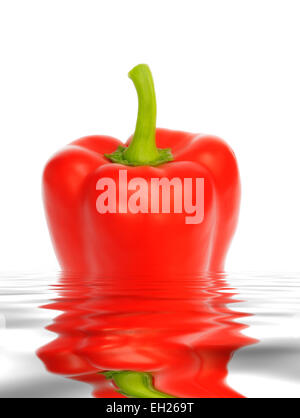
[105,145,173,166]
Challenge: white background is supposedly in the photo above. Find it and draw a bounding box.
[0,0,300,272]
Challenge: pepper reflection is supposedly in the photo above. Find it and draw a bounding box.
[37,274,255,398]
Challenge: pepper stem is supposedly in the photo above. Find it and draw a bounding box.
[101,371,175,398]
[124,64,159,164]
[105,64,173,166]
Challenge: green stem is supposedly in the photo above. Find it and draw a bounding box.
[124,64,158,164]
[102,371,175,398]
[105,64,173,166]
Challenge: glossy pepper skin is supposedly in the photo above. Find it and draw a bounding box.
[43,65,240,276]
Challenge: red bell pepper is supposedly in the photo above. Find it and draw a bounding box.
[43,64,240,275]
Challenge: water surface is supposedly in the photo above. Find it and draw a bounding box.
[0,273,299,398]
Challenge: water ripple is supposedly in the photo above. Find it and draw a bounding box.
[0,272,300,398]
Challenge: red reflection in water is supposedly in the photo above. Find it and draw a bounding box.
[37,274,255,398]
